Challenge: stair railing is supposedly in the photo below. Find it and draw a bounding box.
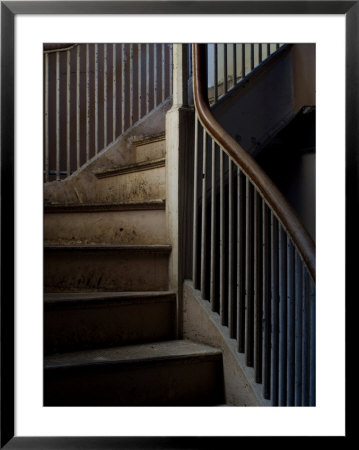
[191,44,315,406]
[44,43,173,182]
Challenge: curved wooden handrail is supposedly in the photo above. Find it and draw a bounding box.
[192,44,315,281]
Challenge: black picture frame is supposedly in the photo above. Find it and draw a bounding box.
[1,1,353,447]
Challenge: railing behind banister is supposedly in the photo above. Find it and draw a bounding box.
[44,43,173,182]
[207,43,283,103]
[192,43,315,406]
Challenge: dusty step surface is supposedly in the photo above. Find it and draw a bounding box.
[44,201,167,245]
[44,291,176,355]
[44,244,171,292]
[44,340,224,406]
[93,162,165,204]
[132,133,166,163]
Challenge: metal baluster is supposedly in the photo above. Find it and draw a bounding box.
[162,43,165,102]
[210,140,216,311]
[271,214,279,405]
[103,44,108,147]
[237,168,245,353]
[56,51,60,180]
[250,43,254,71]
[233,44,237,87]
[302,269,310,406]
[262,202,271,399]
[200,129,207,298]
[76,45,80,169]
[241,43,245,78]
[138,44,142,120]
[278,225,287,405]
[245,178,254,366]
[113,43,117,141]
[130,44,134,127]
[153,44,157,108]
[146,44,150,115]
[121,44,126,133]
[169,44,173,95]
[95,44,99,154]
[309,278,316,406]
[223,44,228,95]
[228,158,235,337]
[254,190,262,383]
[214,44,218,102]
[86,45,90,163]
[219,148,225,324]
[259,43,263,64]
[192,115,199,288]
[286,238,295,406]
[44,53,49,181]
[294,252,303,406]
[66,50,71,176]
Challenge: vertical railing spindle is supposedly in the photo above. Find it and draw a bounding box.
[254,190,262,383]
[245,178,254,366]
[55,51,60,180]
[154,44,158,108]
[286,238,295,406]
[66,50,71,177]
[121,44,126,133]
[192,115,199,288]
[233,44,237,87]
[214,44,218,102]
[309,279,316,406]
[271,214,279,405]
[138,43,142,120]
[130,44,134,127]
[86,44,90,163]
[294,252,303,406]
[210,140,216,311]
[94,44,99,154]
[146,44,150,115]
[262,202,271,399]
[103,44,108,147]
[241,43,245,78]
[223,44,228,95]
[302,269,310,406]
[278,225,287,405]
[219,148,225,324]
[76,45,81,169]
[228,158,235,337]
[200,129,207,298]
[162,43,166,102]
[44,53,49,181]
[237,168,245,353]
[113,43,117,141]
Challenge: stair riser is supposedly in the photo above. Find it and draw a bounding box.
[44,210,167,245]
[44,249,169,292]
[96,166,165,204]
[135,138,166,163]
[44,297,176,355]
[44,356,224,406]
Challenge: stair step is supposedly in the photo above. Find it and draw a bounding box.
[44,291,176,355]
[132,132,166,163]
[93,163,165,204]
[44,199,166,213]
[44,245,171,292]
[44,340,224,406]
[94,157,165,179]
[44,203,167,245]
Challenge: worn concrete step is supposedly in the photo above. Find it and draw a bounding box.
[44,201,167,245]
[44,244,171,292]
[132,132,166,163]
[44,340,224,406]
[92,162,165,204]
[44,291,176,355]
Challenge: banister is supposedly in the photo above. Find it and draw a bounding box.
[192,44,315,282]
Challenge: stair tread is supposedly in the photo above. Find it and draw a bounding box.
[44,244,172,252]
[44,340,222,370]
[131,132,165,147]
[44,199,166,213]
[95,157,165,179]
[45,291,176,305]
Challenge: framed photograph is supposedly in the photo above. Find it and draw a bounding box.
[1,1,352,447]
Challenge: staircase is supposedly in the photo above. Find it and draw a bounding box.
[43,133,225,406]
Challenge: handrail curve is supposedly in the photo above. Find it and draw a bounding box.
[192,44,315,281]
